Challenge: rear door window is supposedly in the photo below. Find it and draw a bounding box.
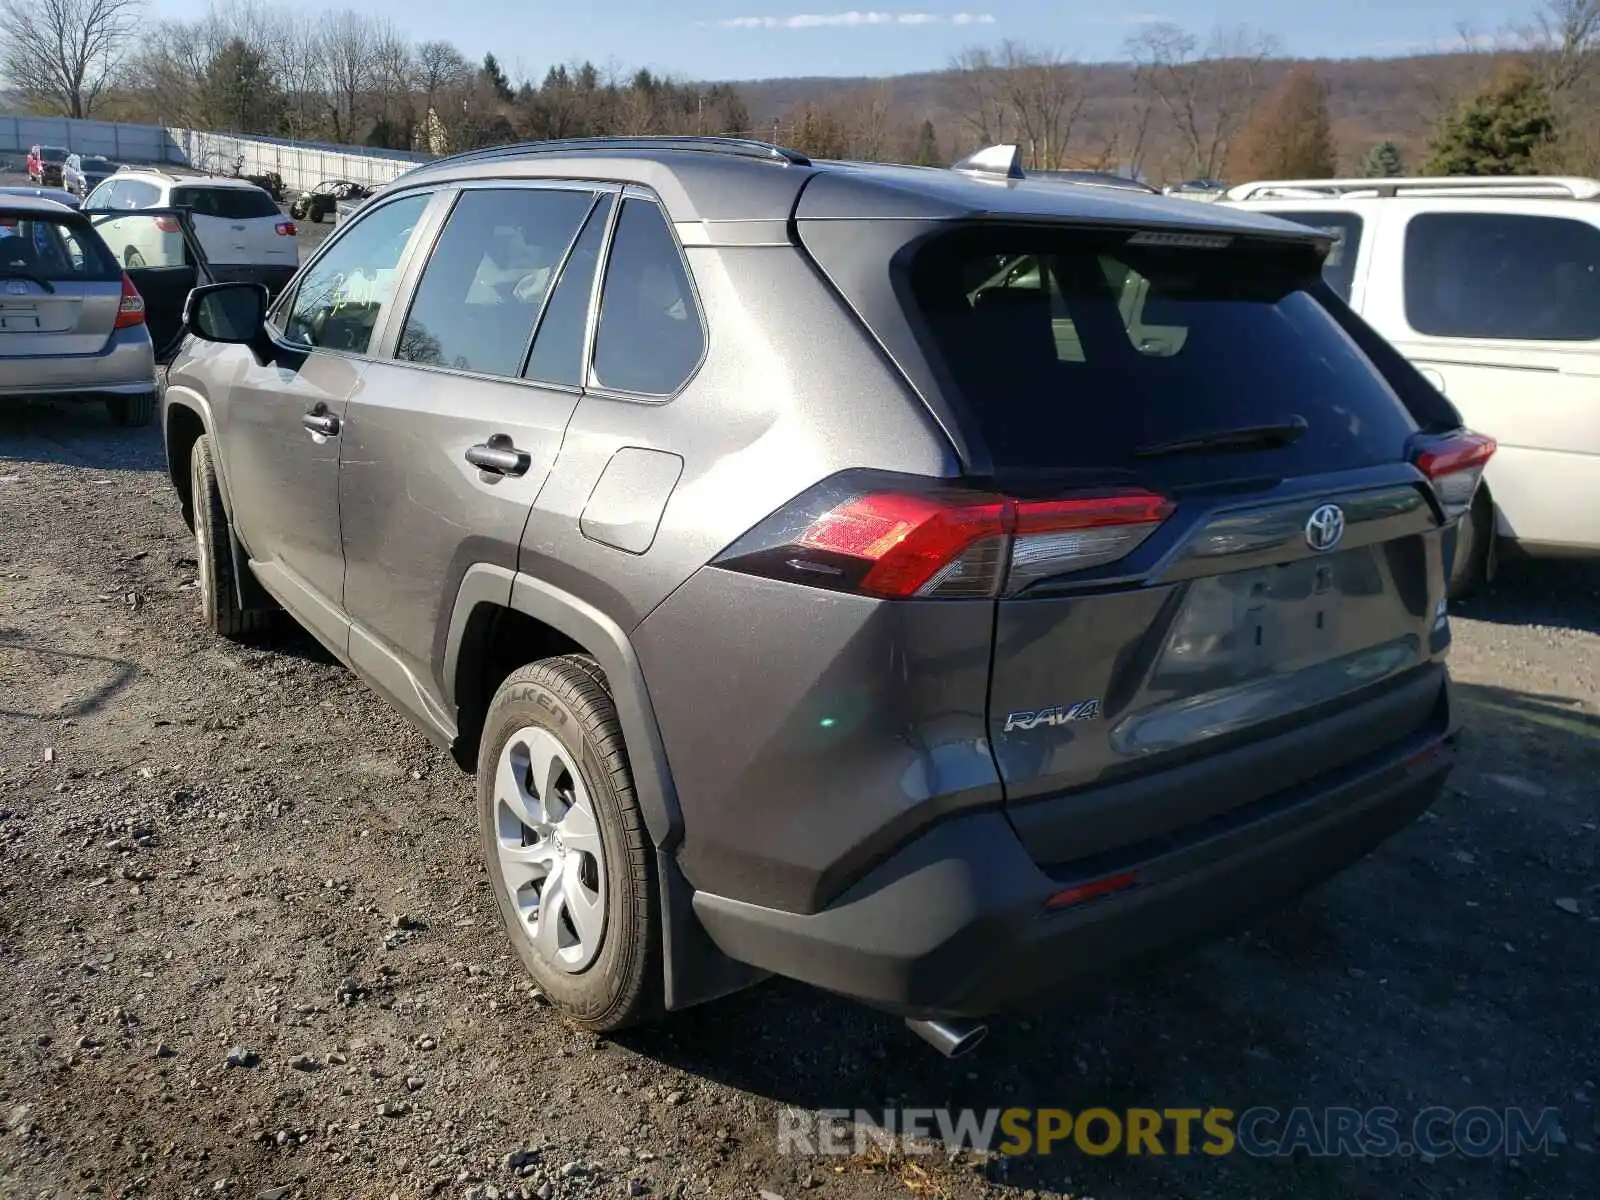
[395,187,595,378]
[908,226,1419,483]
[1403,212,1600,341]
[172,186,281,220]
[524,193,614,387]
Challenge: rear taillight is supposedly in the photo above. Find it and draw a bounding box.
[1411,430,1495,521]
[114,273,145,328]
[153,216,180,233]
[713,474,1174,599]
[275,221,296,236]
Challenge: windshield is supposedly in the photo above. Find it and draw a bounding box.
[40,148,68,164]
[0,214,117,280]
[82,157,114,171]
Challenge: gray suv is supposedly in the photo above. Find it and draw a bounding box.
[160,137,1486,1053]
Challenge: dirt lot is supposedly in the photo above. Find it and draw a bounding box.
[1,406,1596,1200]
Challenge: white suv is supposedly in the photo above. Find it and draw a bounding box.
[1226,176,1600,593]
[83,169,299,295]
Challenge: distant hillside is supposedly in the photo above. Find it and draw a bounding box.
[724,52,1509,177]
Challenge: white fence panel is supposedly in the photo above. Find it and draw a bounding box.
[1,114,433,190]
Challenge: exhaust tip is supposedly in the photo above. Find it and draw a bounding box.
[905,1017,988,1059]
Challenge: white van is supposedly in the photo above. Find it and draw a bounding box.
[1226,176,1600,593]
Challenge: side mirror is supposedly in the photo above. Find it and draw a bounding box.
[184,282,269,344]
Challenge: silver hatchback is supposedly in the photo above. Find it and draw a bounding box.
[0,194,209,426]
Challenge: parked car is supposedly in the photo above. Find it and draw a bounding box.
[0,185,80,209]
[63,154,118,197]
[289,179,371,223]
[2,193,211,426]
[160,136,1482,1053]
[82,169,298,295]
[1225,174,1600,594]
[26,144,70,187]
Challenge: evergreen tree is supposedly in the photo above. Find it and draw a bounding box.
[481,53,514,104]
[1361,140,1404,177]
[196,38,284,136]
[1425,67,1556,176]
[914,119,941,166]
[1227,68,1337,181]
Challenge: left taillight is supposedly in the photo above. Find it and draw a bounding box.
[1410,430,1495,521]
[114,272,145,328]
[712,473,1174,599]
[154,216,180,233]
[275,221,296,236]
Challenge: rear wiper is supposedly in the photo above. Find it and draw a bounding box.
[0,268,55,293]
[1134,417,1307,459]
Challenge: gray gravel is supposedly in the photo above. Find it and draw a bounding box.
[2,407,1596,1200]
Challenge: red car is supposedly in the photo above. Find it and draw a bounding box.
[27,144,69,186]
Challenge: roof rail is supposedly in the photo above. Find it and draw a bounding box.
[1226,175,1600,202]
[951,144,1025,181]
[416,135,812,171]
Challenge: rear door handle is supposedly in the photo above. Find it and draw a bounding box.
[466,436,531,477]
[301,408,340,436]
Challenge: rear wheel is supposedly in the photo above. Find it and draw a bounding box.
[1448,488,1492,600]
[106,393,156,428]
[477,656,660,1031]
[190,435,271,640]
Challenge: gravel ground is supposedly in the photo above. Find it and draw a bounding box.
[2,408,1597,1200]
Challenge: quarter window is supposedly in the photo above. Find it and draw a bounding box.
[395,187,595,378]
[282,193,429,354]
[1404,212,1600,341]
[591,198,704,395]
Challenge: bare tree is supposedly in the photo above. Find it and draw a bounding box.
[998,42,1087,169]
[838,84,895,160]
[1126,21,1280,180]
[318,10,381,144]
[946,46,1017,149]
[1521,0,1600,91]
[0,0,143,117]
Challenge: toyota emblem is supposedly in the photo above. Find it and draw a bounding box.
[1305,504,1346,553]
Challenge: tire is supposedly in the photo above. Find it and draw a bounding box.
[106,393,156,428]
[189,435,271,640]
[1448,489,1492,600]
[124,248,146,269]
[477,656,660,1032]
[310,203,326,224]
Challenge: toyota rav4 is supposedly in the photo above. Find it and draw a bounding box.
[159,137,1486,1053]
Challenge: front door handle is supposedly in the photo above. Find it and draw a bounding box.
[466,434,531,477]
[301,407,340,436]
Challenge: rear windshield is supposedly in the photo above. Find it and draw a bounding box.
[172,186,280,220]
[40,147,68,163]
[907,226,1419,484]
[0,215,117,280]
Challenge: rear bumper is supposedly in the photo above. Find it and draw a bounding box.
[691,687,1457,1019]
[0,329,156,399]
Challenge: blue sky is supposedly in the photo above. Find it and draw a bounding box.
[147,0,1530,81]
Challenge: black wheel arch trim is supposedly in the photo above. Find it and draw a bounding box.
[162,390,272,612]
[442,564,764,1011]
[442,564,684,852]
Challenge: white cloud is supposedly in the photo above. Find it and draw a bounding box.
[704,11,997,29]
